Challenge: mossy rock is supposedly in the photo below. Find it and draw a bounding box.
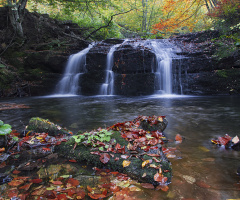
[28,117,71,136]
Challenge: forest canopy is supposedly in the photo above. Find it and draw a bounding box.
[0,0,240,39]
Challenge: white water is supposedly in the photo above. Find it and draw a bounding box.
[99,41,127,95]
[55,44,93,95]
[145,40,175,94]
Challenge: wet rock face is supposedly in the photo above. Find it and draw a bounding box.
[81,40,156,96]
[171,31,240,95]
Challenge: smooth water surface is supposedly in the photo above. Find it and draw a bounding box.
[1,95,240,199]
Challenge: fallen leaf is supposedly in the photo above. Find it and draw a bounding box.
[154,173,168,184]
[88,193,106,199]
[56,193,68,200]
[156,184,169,192]
[19,182,33,191]
[142,173,147,177]
[67,178,79,187]
[51,180,63,185]
[175,134,182,143]
[87,185,93,192]
[121,155,129,159]
[12,170,21,175]
[122,160,131,168]
[31,178,42,184]
[31,185,46,196]
[69,159,77,163]
[100,153,110,164]
[182,175,196,184]
[8,179,24,187]
[142,160,150,168]
[232,136,239,144]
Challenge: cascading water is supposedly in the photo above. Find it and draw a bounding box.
[55,43,93,95]
[99,40,127,95]
[145,40,175,94]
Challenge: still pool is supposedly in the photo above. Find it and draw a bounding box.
[1,95,240,199]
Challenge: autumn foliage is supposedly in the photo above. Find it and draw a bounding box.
[152,0,205,34]
[207,0,240,19]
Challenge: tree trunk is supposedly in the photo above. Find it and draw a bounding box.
[7,0,28,37]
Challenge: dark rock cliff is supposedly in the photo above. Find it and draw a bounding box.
[171,31,240,95]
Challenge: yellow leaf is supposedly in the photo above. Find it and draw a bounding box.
[142,173,147,177]
[123,160,131,168]
[142,160,150,168]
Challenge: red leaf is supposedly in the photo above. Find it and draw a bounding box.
[75,188,85,199]
[31,178,42,184]
[12,170,21,175]
[43,190,57,199]
[67,178,79,187]
[100,153,110,164]
[7,188,19,198]
[66,188,76,196]
[69,159,77,163]
[57,193,68,200]
[154,173,168,184]
[88,193,106,199]
[51,180,63,185]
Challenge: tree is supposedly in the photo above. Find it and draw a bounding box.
[152,0,207,35]
[6,0,28,37]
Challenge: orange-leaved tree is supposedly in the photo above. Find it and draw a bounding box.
[152,0,207,35]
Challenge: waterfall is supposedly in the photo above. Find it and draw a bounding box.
[55,43,93,95]
[146,40,174,94]
[99,40,127,95]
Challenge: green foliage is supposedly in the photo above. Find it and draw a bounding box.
[0,68,15,90]
[212,34,239,60]
[72,129,113,149]
[0,120,12,135]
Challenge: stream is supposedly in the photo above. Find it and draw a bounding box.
[1,94,240,199]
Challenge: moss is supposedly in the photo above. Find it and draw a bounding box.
[216,70,228,78]
[28,117,71,136]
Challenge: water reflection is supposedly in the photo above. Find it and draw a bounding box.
[1,95,240,199]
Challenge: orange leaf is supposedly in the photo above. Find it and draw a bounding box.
[175,134,182,143]
[154,173,168,184]
[19,182,33,191]
[88,193,106,199]
[12,170,21,175]
[87,185,93,192]
[122,160,131,168]
[156,184,169,191]
[67,178,79,187]
[69,159,77,163]
[8,179,24,187]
